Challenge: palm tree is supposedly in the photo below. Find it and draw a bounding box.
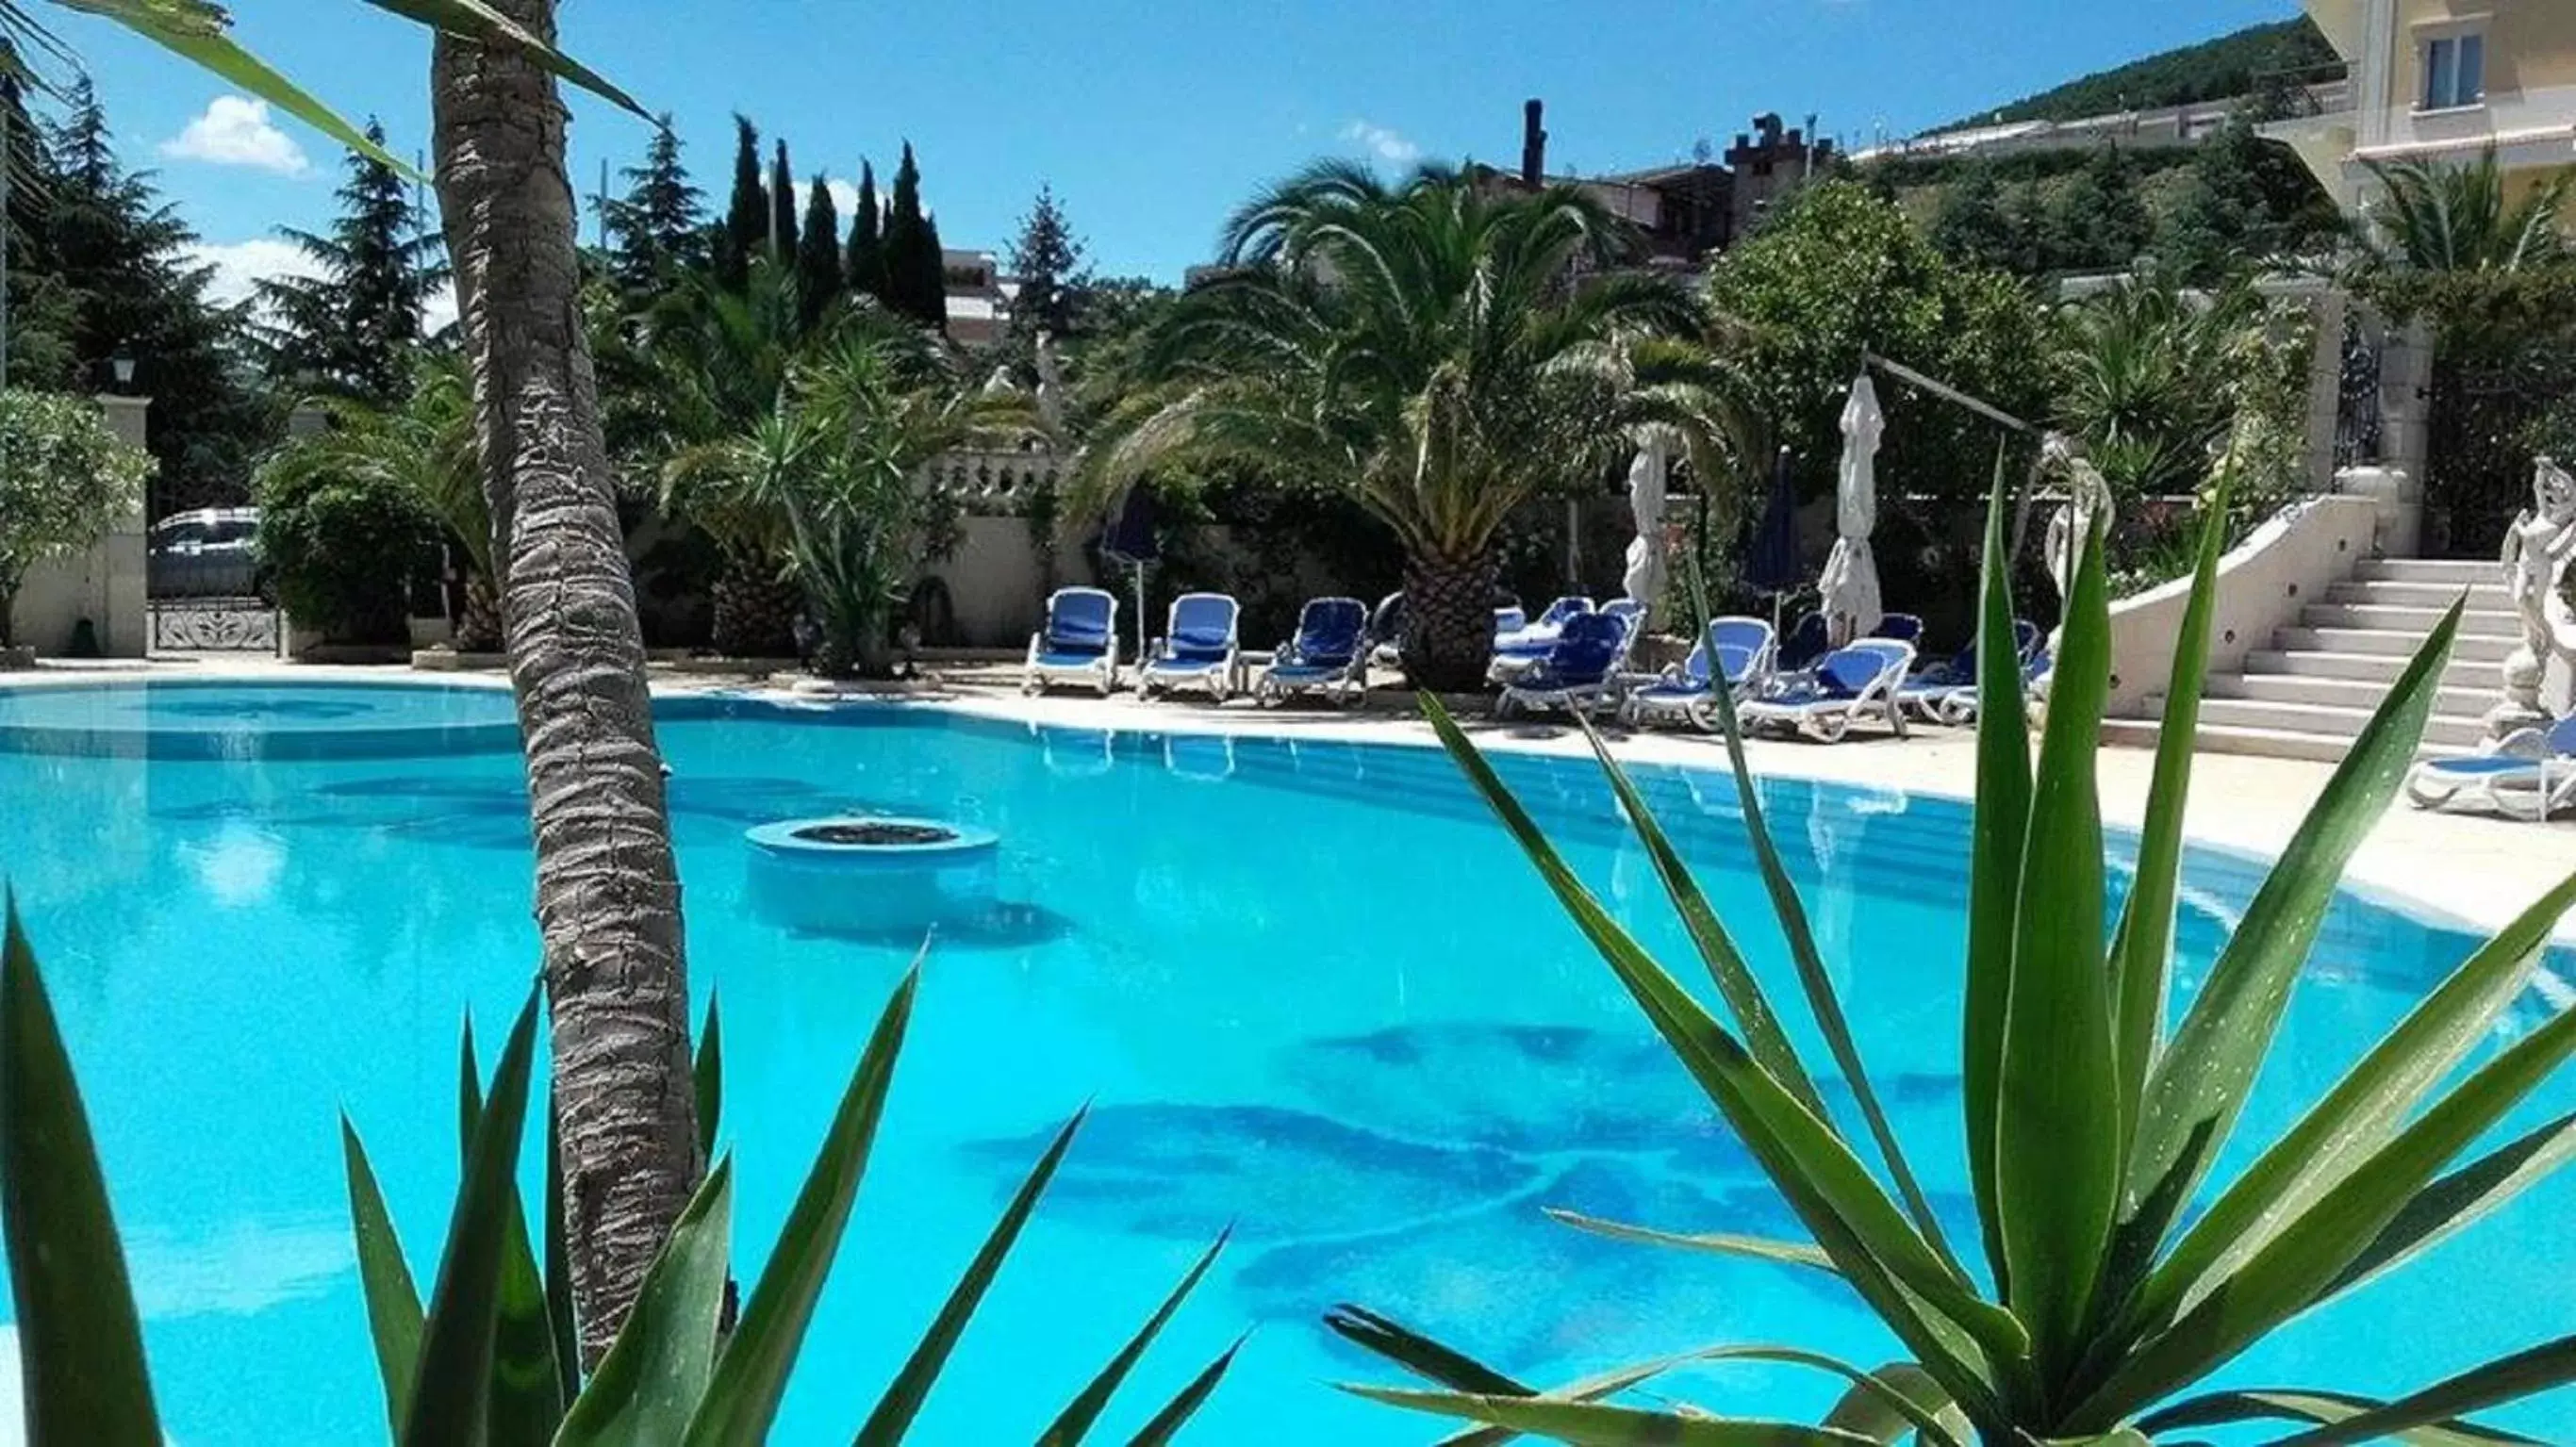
[1084,163,1751,690]
[2361,147,2572,274]
[671,326,1041,677]
[429,0,698,1362]
[267,354,500,649]
[2049,279,2262,501]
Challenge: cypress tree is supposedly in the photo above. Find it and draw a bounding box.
[716,114,763,290]
[768,140,796,262]
[795,173,844,332]
[602,116,706,296]
[255,118,447,403]
[880,142,945,328]
[844,160,886,303]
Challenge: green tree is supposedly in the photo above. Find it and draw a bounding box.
[794,172,843,333]
[601,117,706,297]
[2051,278,2265,502]
[2361,148,2572,274]
[2042,144,2154,273]
[844,159,886,302]
[1006,183,1088,340]
[714,114,763,290]
[1929,167,2024,273]
[672,326,1035,676]
[1088,163,1750,689]
[2155,112,2343,284]
[1708,179,2050,510]
[30,79,272,514]
[880,141,945,328]
[767,139,796,263]
[254,118,448,403]
[0,389,153,650]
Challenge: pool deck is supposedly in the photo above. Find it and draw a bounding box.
[11,654,2576,944]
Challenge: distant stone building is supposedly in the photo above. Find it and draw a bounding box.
[1476,101,1835,267]
[941,248,1016,346]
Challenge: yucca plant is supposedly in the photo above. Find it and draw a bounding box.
[1342,474,2576,1442]
[0,912,1236,1444]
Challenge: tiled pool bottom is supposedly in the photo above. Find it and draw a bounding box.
[2,683,2570,1441]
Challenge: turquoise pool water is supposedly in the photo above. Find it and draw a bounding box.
[1,679,2570,1441]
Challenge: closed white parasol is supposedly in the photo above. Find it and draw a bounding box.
[1818,372,1884,644]
[1621,432,1670,606]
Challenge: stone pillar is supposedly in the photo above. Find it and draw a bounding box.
[96,395,152,657]
[2300,288,2348,495]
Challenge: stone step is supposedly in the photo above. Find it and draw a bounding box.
[2241,649,2497,691]
[2275,627,2518,663]
[2324,579,2510,609]
[2102,717,2368,763]
[2210,672,2493,715]
[2352,558,2502,586]
[2299,601,2520,636]
[2189,697,2486,747]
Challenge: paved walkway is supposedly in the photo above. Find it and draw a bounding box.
[11,654,2576,942]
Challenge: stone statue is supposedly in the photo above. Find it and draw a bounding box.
[1033,330,1066,434]
[2491,456,2576,739]
[2040,433,2115,600]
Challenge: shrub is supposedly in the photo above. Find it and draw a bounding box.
[253,429,443,644]
[0,389,154,650]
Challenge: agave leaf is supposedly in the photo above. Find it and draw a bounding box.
[488,1207,564,1445]
[1326,1306,1528,1395]
[553,1157,735,1447]
[854,1108,1088,1443]
[1994,516,2122,1375]
[0,902,162,1443]
[544,1092,580,1406]
[1544,1207,1840,1276]
[2109,480,2229,1145]
[1961,460,2034,1301]
[2325,1109,2576,1301]
[1428,1344,1782,1447]
[2138,1387,2539,1444]
[404,981,544,1444]
[2133,871,2576,1331]
[1125,1335,1246,1447]
[694,992,722,1156]
[1823,1362,1961,1447]
[683,966,919,1445]
[1423,699,2020,1422]
[2270,1340,2576,1447]
[1571,722,1825,1116]
[1040,1231,1230,1445]
[2081,995,2576,1420]
[359,0,650,116]
[1346,1386,1877,1445]
[1674,687,1958,1268]
[2122,601,2463,1259]
[340,1117,424,1435]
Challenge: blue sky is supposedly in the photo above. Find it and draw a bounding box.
[58,0,2302,305]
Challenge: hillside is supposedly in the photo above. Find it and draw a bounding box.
[1943,16,2338,131]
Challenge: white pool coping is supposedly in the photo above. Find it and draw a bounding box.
[11,657,2576,945]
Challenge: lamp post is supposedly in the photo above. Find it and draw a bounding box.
[110,356,137,391]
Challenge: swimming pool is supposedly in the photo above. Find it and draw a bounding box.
[1,679,2569,1441]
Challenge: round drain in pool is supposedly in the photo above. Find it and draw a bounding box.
[744,815,1000,939]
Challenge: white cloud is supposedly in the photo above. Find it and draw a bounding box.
[179,238,322,309]
[1340,119,1423,165]
[160,95,310,176]
[424,281,459,335]
[791,176,866,223]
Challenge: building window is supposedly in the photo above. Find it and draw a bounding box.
[2421,29,2487,110]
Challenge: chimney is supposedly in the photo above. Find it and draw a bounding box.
[1521,99,1546,187]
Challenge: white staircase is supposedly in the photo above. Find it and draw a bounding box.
[2103,558,2514,763]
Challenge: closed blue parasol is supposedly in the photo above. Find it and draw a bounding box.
[1744,447,1803,600]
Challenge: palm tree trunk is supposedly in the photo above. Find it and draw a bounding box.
[710,555,799,659]
[432,1,701,1364]
[456,571,504,653]
[1400,549,1498,692]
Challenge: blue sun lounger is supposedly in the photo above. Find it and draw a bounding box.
[2408,715,2576,820]
[1625,616,1775,732]
[1137,592,1243,701]
[1496,611,1631,719]
[1740,638,1916,743]
[1023,586,1120,696]
[1491,596,1597,680]
[1257,596,1372,707]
